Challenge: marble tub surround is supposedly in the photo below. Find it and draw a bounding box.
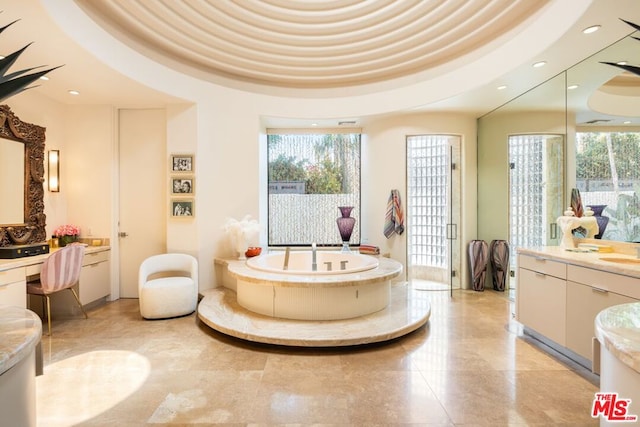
[0,305,42,375]
[197,282,430,346]
[595,302,640,374]
[224,255,403,287]
[224,255,403,321]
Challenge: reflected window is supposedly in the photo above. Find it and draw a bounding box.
[576,132,640,242]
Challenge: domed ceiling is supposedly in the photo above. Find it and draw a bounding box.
[75,0,548,91]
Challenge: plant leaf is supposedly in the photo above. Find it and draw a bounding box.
[0,65,63,102]
[600,61,640,78]
[0,44,33,77]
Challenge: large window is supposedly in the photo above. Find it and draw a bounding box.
[267,132,361,246]
[576,131,640,242]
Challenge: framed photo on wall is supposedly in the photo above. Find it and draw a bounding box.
[171,198,195,217]
[171,154,194,173]
[171,176,195,195]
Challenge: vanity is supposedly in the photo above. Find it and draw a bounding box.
[0,245,111,311]
[516,244,640,372]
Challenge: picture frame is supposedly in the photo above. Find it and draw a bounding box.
[171,198,195,217]
[171,176,195,195]
[171,154,194,173]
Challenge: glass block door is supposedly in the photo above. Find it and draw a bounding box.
[509,134,564,288]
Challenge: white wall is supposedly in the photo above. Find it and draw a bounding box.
[363,112,477,288]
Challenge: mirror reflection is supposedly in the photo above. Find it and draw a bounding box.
[479,31,640,244]
[0,137,25,224]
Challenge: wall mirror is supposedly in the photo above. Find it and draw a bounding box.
[0,105,47,247]
[479,30,640,245]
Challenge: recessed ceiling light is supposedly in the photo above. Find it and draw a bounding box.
[311,123,318,126]
[68,90,80,95]
[533,61,547,68]
[497,85,507,90]
[624,120,632,124]
[39,76,49,81]
[582,25,601,34]
[617,61,628,65]
[567,84,579,90]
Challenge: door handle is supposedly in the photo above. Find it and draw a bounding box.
[118,232,129,238]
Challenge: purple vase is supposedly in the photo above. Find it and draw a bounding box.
[587,205,609,239]
[336,206,355,252]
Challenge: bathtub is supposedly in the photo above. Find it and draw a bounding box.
[227,251,402,321]
[246,251,379,275]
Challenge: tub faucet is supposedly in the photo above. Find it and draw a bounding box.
[283,247,290,270]
[312,242,317,271]
[340,260,349,271]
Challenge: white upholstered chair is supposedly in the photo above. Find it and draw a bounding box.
[27,244,88,335]
[138,253,198,319]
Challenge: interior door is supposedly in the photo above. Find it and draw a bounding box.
[118,109,167,298]
[509,134,564,288]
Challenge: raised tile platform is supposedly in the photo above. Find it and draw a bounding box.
[197,282,431,347]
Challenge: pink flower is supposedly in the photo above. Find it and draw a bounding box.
[53,224,80,237]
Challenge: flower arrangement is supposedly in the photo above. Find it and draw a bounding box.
[223,215,260,259]
[53,224,80,237]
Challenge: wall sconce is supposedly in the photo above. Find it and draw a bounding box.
[48,150,60,192]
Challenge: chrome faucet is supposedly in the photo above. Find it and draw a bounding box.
[283,247,290,270]
[312,242,317,271]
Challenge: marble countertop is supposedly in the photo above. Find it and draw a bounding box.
[518,246,640,279]
[0,305,41,376]
[595,302,640,375]
[220,255,403,287]
[0,245,110,272]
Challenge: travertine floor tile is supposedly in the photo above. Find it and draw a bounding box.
[36,290,599,426]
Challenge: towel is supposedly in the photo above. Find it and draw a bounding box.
[359,244,380,255]
[383,189,405,238]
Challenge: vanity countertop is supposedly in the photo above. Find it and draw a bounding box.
[518,246,640,279]
[0,245,110,272]
[595,302,640,375]
[0,305,41,376]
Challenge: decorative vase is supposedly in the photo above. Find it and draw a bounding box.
[570,188,584,218]
[587,204,609,239]
[336,206,355,253]
[59,235,78,247]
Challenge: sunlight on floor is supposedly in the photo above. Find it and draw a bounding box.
[36,350,150,427]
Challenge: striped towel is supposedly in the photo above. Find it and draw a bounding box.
[383,189,405,238]
[359,244,380,255]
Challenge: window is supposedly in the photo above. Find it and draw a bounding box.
[267,132,361,246]
[576,131,640,242]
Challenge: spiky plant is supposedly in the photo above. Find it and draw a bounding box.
[0,19,61,102]
[601,19,640,77]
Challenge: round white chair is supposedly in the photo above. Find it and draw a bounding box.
[138,253,198,319]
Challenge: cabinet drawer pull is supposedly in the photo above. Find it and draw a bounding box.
[535,272,546,278]
[592,287,608,294]
[534,257,546,262]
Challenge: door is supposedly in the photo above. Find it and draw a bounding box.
[406,135,462,292]
[118,109,167,298]
[509,134,564,288]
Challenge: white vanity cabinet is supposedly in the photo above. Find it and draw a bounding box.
[517,248,640,371]
[79,250,110,305]
[566,265,639,362]
[0,267,27,308]
[516,255,567,346]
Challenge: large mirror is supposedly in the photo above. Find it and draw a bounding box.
[0,105,47,247]
[478,30,640,247]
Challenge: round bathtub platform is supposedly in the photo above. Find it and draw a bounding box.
[197,282,431,347]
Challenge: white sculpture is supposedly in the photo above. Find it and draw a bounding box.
[223,215,260,259]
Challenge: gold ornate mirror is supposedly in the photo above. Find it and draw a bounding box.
[0,105,46,247]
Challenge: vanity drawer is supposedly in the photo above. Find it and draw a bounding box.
[567,265,640,300]
[82,250,109,266]
[0,268,26,286]
[519,254,567,279]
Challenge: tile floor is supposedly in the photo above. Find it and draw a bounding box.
[36,288,599,426]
